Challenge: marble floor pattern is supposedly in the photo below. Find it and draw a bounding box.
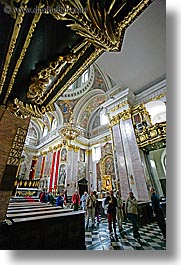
[85,218,166,250]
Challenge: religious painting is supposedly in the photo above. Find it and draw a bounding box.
[101,142,112,157]
[101,175,112,191]
[78,161,86,179]
[80,148,85,162]
[61,148,67,161]
[35,155,43,178]
[43,151,53,177]
[80,95,106,129]
[133,113,141,124]
[133,113,143,132]
[105,156,114,176]
[58,164,66,185]
[57,100,76,123]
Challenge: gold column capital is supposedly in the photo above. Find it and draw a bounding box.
[86,149,92,156]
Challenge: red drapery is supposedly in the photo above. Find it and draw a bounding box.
[54,150,60,191]
[49,151,56,192]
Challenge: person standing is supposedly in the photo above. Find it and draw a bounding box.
[93,190,100,225]
[63,189,68,207]
[48,192,55,205]
[116,190,124,233]
[86,191,96,228]
[125,191,140,242]
[150,187,166,240]
[102,191,110,215]
[39,188,46,203]
[56,191,64,208]
[71,190,80,211]
[80,191,88,211]
[105,190,118,238]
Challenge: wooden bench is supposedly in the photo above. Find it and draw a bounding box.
[7,208,73,220]
[2,201,86,250]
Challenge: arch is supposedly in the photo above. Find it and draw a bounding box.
[58,65,94,100]
[145,100,166,124]
[74,89,106,129]
[54,102,64,126]
[27,119,42,141]
[94,63,114,91]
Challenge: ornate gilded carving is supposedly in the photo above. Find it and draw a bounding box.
[7,98,47,119]
[132,103,152,132]
[109,108,131,126]
[102,136,111,143]
[0,0,29,96]
[110,100,128,113]
[73,146,80,152]
[3,4,43,104]
[27,53,78,104]
[50,0,153,52]
[86,149,92,156]
[135,122,166,149]
[121,109,131,120]
[14,179,40,188]
[109,113,121,127]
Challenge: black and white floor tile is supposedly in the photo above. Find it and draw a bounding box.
[85,218,166,250]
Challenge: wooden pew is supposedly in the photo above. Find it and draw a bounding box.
[2,202,86,250]
[7,208,73,220]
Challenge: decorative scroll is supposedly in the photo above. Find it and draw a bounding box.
[7,98,49,119]
[7,128,27,166]
[50,0,153,52]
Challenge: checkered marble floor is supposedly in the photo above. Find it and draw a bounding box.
[85,218,166,250]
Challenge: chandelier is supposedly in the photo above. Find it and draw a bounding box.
[59,112,82,141]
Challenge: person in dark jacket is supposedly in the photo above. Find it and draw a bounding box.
[105,190,118,238]
[56,192,64,207]
[39,189,46,203]
[150,187,166,240]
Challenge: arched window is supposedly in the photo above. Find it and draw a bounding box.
[100,110,109,125]
[92,146,101,161]
[145,100,166,125]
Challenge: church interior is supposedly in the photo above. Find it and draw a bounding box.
[0,0,166,250]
